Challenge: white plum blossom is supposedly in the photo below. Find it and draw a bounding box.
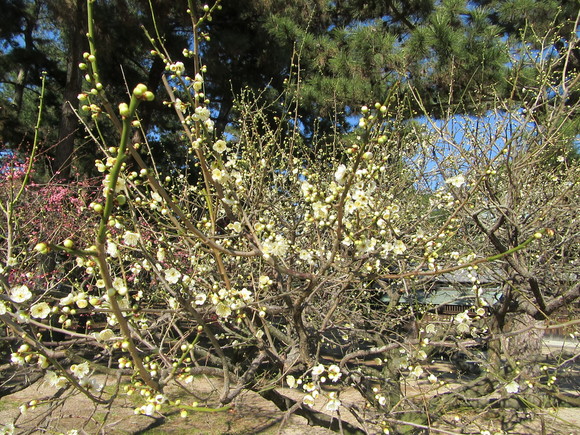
[195,293,207,305]
[212,168,224,182]
[113,277,128,296]
[325,393,341,411]
[193,73,204,91]
[259,275,272,287]
[382,239,406,256]
[261,234,289,258]
[0,301,7,315]
[45,371,68,388]
[303,394,316,408]
[106,241,118,257]
[300,181,314,198]
[70,361,90,379]
[123,231,140,247]
[228,221,243,233]
[335,164,347,184]
[151,191,163,203]
[425,323,437,334]
[445,174,466,188]
[238,288,253,301]
[10,285,32,303]
[174,98,184,112]
[192,106,210,122]
[327,364,342,382]
[60,293,75,306]
[80,376,103,392]
[410,365,424,378]
[168,61,185,76]
[30,302,51,319]
[392,239,406,255]
[215,302,232,318]
[286,375,297,388]
[102,174,126,195]
[168,297,178,310]
[97,329,115,341]
[455,311,470,324]
[136,403,156,416]
[505,381,520,394]
[11,353,24,365]
[213,139,227,153]
[311,364,325,376]
[164,268,182,284]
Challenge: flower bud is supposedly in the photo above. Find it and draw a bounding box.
[133,83,148,98]
[35,242,50,254]
[118,103,130,117]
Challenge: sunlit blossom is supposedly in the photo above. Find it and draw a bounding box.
[445,174,465,188]
[303,394,316,407]
[30,302,51,319]
[165,267,182,284]
[410,365,424,378]
[505,381,519,394]
[192,106,210,122]
[123,231,140,247]
[136,403,156,416]
[106,241,118,257]
[45,370,68,388]
[286,375,297,388]
[303,382,317,392]
[335,164,347,184]
[70,361,90,379]
[312,364,325,376]
[10,285,32,303]
[195,293,207,305]
[212,168,224,181]
[215,302,232,318]
[11,353,24,365]
[229,221,242,233]
[213,139,227,153]
[80,376,103,392]
[97,329,115,341]
[37,354,49,369]
[327,364,342,382]
[238,288,252,301]
[326,393,341,411]
[261,234,289,258]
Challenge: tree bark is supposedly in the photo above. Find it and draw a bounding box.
[52,0,84,181]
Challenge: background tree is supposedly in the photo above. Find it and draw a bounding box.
[3,0,579,180]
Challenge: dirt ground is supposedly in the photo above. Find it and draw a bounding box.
[1,371,579,435]
[0,374,361,435]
